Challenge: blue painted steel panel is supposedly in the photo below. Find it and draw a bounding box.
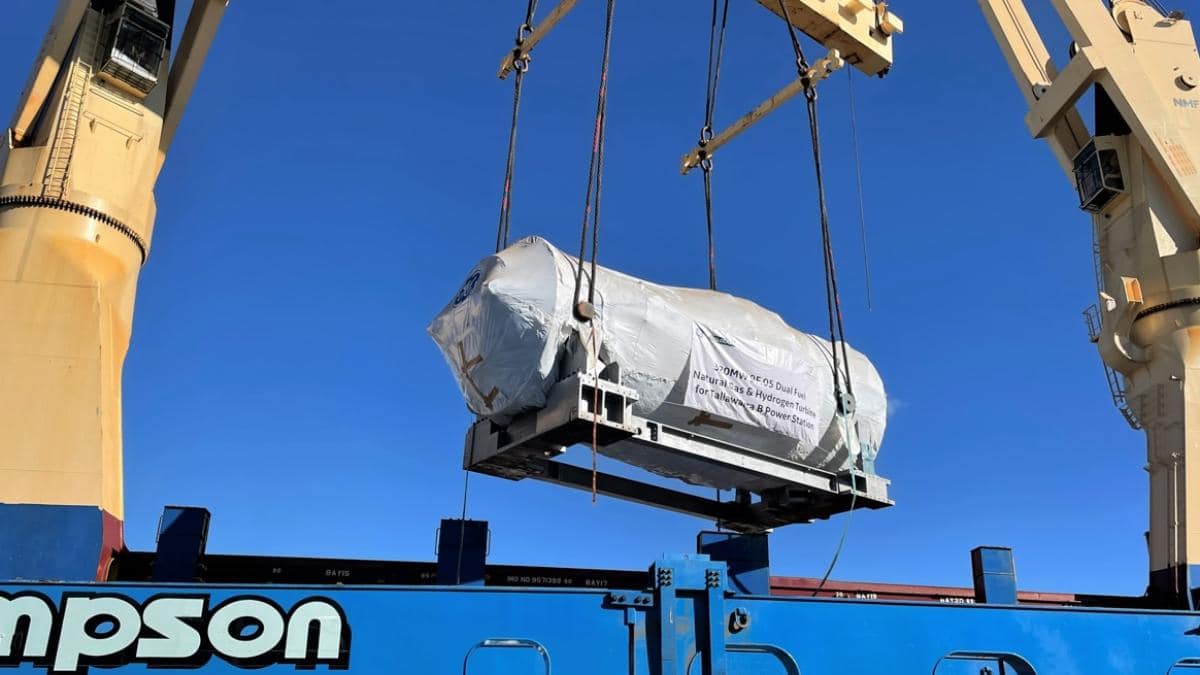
[152,506,210,582]
[972,546,1018,605]
[3,565,1200,674]
[697,532,770,596]
[0,504,116,582]
[436,519,488,586]
[1151,564,1200,609]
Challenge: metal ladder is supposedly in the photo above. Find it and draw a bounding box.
[42,19,96,201]
[1083,304,1142,430]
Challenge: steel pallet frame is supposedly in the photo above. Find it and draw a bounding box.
[464,372,892,532]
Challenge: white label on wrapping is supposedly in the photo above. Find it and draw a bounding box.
[683,324,821,445]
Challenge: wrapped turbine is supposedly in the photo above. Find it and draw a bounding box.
[429,236,887,488]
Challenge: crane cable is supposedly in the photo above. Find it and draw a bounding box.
[847,69,874,311]
[571,0,617,319]
[568,0,618,503]
[467,0,542,581]
[495,0,542,252]
[774,0,856,414]
[697,0,733,519]
[774,0,860,595]
[699,0,732,291]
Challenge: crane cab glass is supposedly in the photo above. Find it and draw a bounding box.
[1073,139,1126,213]
[97,2,170,99]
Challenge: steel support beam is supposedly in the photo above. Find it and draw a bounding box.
[157,0,229,176]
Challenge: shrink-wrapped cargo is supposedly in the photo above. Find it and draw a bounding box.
[428,236,886,486]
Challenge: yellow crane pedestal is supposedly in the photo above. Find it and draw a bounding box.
[0,0,226,582]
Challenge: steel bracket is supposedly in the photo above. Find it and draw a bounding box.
[652,555,729,675]
[604,591,655,608]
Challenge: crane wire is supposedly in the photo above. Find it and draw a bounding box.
[699,0,732,291]
[495,0,541,252]
[572,0,617,314]
[454,469,471,584]
[471,0,542,582]
[700,0,732,521]
[774,0,856,404]
[775,0,859,594]
[812,417,858,595]
[846,69,874,311]
[566,0,618,503]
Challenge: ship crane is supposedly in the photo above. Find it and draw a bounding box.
[984,0,1200,609]
[0,0,227,582]
[9,1,1200,673]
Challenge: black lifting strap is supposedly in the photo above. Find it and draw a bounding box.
[698,0,731,291]
[572,0,617,321]
[495,0,541,253]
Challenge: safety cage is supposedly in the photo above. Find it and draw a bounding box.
[96,0,170,99]
[1073,137,1127,213]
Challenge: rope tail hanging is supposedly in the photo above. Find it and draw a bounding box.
[567,0,618,502]
[472,0,545,573]
[495,0,542,253]
[773,0,855,412]
[572,0,617,322]
[775,0,860,594]
[847,69,874,311]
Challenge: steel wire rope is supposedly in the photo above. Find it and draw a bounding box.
[465,0,543,584]
[564,0,618,502]
[571,0,617,316]
[775,0,862,594]
[773,0,855,417]
[496,0,542,252]
[699,0,733,519]
[699,0,732,291]
[847,69,874,310]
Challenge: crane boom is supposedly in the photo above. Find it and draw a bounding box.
[979,0,1089,175]
[7,0,90,146]
[983,0,1200,609]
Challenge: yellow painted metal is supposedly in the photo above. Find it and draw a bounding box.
[8,0,89,146]
[982,0,1200,586]
[674,0,901,174]
[680,50,845,175]
[159,0,229,176]
[979,0,1089,176]
[755,0,903,77]
[497,0,579,80]
[0,4,225,519]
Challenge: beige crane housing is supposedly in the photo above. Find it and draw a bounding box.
[0,0,227,573]
[983,0,1200,606]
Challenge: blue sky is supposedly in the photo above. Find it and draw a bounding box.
[1,1,1148,595]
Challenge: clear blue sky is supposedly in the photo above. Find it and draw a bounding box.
[1,1,1145,595]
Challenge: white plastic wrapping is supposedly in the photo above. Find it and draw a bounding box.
[428,236,887,482]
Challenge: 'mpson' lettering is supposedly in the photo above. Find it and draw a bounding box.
[0,593,350,674]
